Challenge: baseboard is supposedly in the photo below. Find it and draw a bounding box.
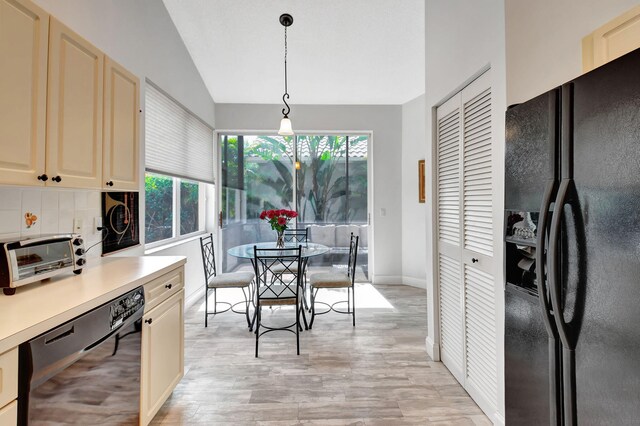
[372,275,404,285]
[185,286,205,310]
[402,276,427,289]
[425,335,440,361]
[493,411,505,426]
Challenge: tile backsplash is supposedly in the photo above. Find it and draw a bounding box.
[0,186,103,258]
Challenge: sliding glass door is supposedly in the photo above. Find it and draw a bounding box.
[219,133,369,278]
[220,134,294,271]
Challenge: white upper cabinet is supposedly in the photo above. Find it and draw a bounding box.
[103,57,140,191]
[46,17,104,189]
[0,0,49,186]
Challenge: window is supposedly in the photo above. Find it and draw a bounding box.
[145,173,206,244]
[219,133,368,226]
[296,135,368,223]
[218,133,369,272]
[180,179,199,235]
[144,80,214,246]
[145,173,173,243]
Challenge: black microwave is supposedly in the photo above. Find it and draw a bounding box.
[0,234,85,296]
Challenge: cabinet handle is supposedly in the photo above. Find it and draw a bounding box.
[165,283,172,289]
[145,318,153,324]
[471,258,479,263]
[106,180,114,187]
[52,176,62,183]
[37,174,48,182]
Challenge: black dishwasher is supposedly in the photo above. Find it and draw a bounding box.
[18,287,145,425]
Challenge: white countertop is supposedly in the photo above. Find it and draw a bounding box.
[0,256,186,354]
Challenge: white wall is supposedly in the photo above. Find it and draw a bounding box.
[0,188,104,257]
[425,0,507,422]
[216,103,403,283]
[506,0,640,105]
[401,94,427,288]
[31,0,216,303]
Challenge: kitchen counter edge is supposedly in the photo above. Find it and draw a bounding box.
[0,256,186,354]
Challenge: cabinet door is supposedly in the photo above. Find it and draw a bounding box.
[140,289,184,426]
[103,57,140,191]
[582,4,640,72]
[0,348,18,410]
[0,0,48,186]
[0,400,17,426]
[46,18,103,189]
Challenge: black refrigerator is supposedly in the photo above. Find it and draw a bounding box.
[504,48,640,425]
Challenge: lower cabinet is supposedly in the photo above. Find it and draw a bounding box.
[0,346,17,426]
[140,288,184,426]
[0,401,17,426]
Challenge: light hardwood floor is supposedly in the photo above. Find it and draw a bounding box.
[150,283,490,425]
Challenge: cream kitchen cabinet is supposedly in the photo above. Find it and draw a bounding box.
[140,288,184,426]
[103,57,140,191]
[0,0,49,186]
[46,17,104,189]
[0,347,18,426]
[583,4,640,73]
[0,401,17,426]
[1,3,141,190]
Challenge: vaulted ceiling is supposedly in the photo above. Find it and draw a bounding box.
[163,0,425,105]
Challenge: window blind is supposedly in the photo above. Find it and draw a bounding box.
[145,82,214,183]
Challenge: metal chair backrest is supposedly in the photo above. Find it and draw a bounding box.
[283,228,309,243]
[200,234,217,282]
[347,233,359,284]
[253,246,303,300]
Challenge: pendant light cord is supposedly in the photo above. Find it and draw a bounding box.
[282,25,291,117]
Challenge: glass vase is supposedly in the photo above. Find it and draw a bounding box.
[276,229,285,248]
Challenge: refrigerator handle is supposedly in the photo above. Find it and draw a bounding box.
[536,179,559,338]
[548,178,574,348]
[549,177,578,426]
[538,178,563,426]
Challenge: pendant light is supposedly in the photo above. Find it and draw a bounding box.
[278,13,294,136]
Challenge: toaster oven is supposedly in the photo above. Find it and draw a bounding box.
[0,234,86,296]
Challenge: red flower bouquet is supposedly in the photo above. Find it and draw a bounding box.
[259,209,297,233]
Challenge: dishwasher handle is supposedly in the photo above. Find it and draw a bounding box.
[44,325,75,345]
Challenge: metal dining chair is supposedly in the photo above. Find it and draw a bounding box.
[283,228,309,243]
[309,233,359,328]
[253,245,303,357]
[271,228,311,309]
[199,234,254,328]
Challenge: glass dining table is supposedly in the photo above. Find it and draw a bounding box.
[228,242,330,330]
[227,242,330,260]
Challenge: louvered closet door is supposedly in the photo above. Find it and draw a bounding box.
[436,94,465,383]
[460,72,497,414]
[436,71,498,417]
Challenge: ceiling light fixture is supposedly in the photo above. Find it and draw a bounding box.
[278,13,294,136]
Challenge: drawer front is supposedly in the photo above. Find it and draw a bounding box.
[0,400,17,426]
[144,267,184,312]
[0,348,17,410]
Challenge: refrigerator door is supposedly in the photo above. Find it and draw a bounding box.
[505,91,559,211]
[505,89,561,425]
[559,47,640,424]
[505,284,558,425]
